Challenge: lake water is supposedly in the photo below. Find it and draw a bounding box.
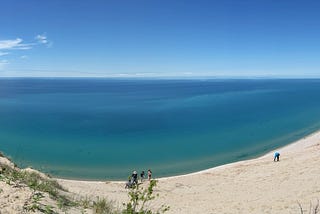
[1,78,320,180]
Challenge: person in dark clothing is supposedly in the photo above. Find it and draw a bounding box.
[140,171,145,182]
[125,170,138,188]
[132,171,138,184]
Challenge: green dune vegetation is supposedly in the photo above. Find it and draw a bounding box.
[0,151,169,214]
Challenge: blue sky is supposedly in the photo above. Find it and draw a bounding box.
[1,0,320,77]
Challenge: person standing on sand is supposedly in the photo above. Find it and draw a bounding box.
[140,171,145,182]
[132,171,138,184]
[147,169,152,181]
[274,152,280,162]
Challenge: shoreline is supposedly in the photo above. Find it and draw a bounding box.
[56,129,320,183]
[2,129,319,184]
[56,128,320,213]
[159,128,320,179]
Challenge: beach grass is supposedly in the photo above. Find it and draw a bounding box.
[0,164,74,212]
[1,156,171,213]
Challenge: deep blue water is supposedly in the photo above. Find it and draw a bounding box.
[1,78,320,180]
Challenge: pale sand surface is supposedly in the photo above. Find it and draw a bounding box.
[58,131,320,213]
[0,158,83,213]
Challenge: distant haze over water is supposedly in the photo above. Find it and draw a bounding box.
[1,78,320,180]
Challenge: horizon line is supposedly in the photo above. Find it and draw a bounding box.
[1,75,320,80]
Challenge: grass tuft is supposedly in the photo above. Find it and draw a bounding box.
[92,197,115,214]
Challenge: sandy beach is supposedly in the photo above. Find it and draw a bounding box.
[57,131,320,213]
[1,131,320,213]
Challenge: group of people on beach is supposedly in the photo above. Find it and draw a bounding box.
[125,152,280,189]
[125,169,152,188]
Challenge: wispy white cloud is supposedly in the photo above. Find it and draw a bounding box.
[0,38,33,50]
[0,34,52,70]
[35,34,52,47]
[0,51,9,56]
[0,34,52,52]
[35,34,48,44]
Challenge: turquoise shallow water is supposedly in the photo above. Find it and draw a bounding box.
[1,78,320,180]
